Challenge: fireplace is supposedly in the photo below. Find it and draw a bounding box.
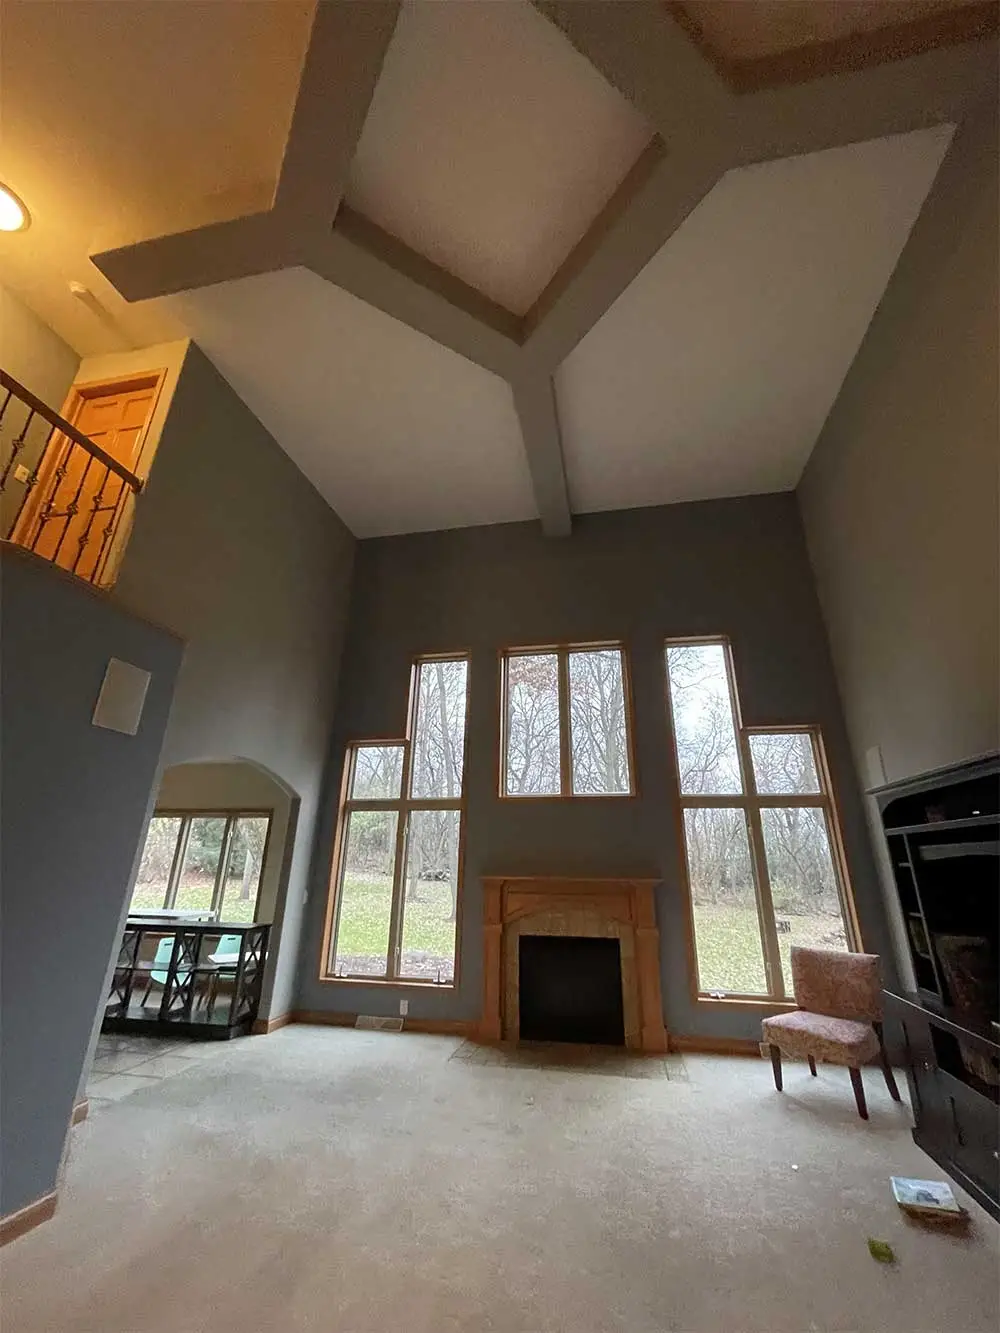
[519,935,626,1046]
[478,876,668,1053]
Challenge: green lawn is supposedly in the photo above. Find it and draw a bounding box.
[129,877,258,923]
[335,875,455,979]
[693,903,847,996]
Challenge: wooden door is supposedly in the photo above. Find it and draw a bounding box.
[14,376,160,583]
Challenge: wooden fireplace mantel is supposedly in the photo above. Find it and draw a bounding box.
[478,876,668,1054]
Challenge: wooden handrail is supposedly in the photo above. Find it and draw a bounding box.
[0,368,144,491]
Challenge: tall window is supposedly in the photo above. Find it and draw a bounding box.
[130,811,271,923]
[664,639,857,1002]
[325,656,469,985]
[501,645,633,797]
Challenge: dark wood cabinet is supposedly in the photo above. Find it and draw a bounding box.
[886,992,999,1221]
[876,755,998,1222]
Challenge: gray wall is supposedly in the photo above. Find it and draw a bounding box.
[799,101,999,787]
[0,283,81,531]
[0,282,79,410]
[297,496,887,1040]
[115,343,355,1018]
[0,547,182,1216]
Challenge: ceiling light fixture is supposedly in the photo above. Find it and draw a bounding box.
[0,182,30,232]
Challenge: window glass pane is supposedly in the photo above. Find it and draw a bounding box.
[683,807,768,995]
[399,809,460,983]
[332,810,398,978]
[411,658,469,799]
[504,653,561,795]
[750,732,821,795]
[760,807,849,994]
[175,816,228,914]
[665,644,743,795]
[350,745,404,800]
[130,815,182,912]
[568,649,631,795]
[218,816,269,923]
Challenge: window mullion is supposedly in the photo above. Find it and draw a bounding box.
[557,648,572,795]
[386,804,409,980]
[163,817,190,910]
[746,800,784,1000]
[387,728,417,979]
[211,815,237,919]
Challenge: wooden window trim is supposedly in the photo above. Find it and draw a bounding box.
[319,656,470,988]
[498,641,637,800]
[664,636,862,1007]
[137,807,273,922]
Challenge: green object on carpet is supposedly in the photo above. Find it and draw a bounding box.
[868,1238,896,1264]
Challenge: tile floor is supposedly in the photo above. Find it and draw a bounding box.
[85,1032,230,1109]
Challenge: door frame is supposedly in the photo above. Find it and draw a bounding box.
[12,369,167,580]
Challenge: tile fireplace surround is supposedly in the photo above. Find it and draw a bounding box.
[478,877,669,1054]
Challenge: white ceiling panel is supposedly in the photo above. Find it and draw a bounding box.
[345,0,652,315]
[166,267,535,538]
[556,125,954,514]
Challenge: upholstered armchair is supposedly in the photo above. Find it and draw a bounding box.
[762,946,901,1120]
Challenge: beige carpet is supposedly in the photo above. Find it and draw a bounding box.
[2,1027,997,1333]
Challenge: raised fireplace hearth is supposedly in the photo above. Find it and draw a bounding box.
[478,876,668,1053]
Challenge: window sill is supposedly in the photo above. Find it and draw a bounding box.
[498,792,637,801]
[319,975,457,991]
[696,995,798,1011]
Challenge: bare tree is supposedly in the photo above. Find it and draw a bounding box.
[505,654,561,794]
[568,649,629,793]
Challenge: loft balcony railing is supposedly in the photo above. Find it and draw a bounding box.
[0,367,143,587]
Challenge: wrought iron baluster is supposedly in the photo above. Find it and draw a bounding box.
[71,462,110,577]
[50,445,95,566]
[27,440,73,554]
[0,403,34,493]
[1,367,144,581]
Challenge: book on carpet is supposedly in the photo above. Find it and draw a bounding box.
[890,1176,962,1216]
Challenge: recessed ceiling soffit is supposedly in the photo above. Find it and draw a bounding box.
[90,0,998,537]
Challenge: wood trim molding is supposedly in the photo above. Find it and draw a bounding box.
[478,875,668,1054]
[71,1099,89,1125]
[665,0,1000,94]
[289,1011,475,1038]
[669,1034,762,1057]
[0,1192,58,1248]
[251,1013,293,1036]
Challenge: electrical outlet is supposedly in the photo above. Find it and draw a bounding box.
[399,999,409,1017]
[13,463,31,484]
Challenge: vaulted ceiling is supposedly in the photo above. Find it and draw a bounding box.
[0,0,995,537]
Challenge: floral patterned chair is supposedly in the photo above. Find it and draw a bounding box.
[762,946,901,1120]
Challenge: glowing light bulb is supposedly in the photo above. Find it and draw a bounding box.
[0,183,29,232]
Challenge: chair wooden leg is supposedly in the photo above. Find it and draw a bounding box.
[849,1066,868,1120]
[769,1044,783,1092]
[874,1023,901,1101]
[807,1054,817,1077]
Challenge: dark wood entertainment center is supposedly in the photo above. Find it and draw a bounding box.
[876,754,999,1222]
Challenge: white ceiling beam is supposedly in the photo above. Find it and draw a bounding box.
[734,40,999,165]
[530,1,732,138]
[91,212,292,304]
[522,142,725,374]
[310,215,522,381]
[510,373,572,537]
[91,2,402,300]
[273,1,402,229]
[523,0,996,376]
